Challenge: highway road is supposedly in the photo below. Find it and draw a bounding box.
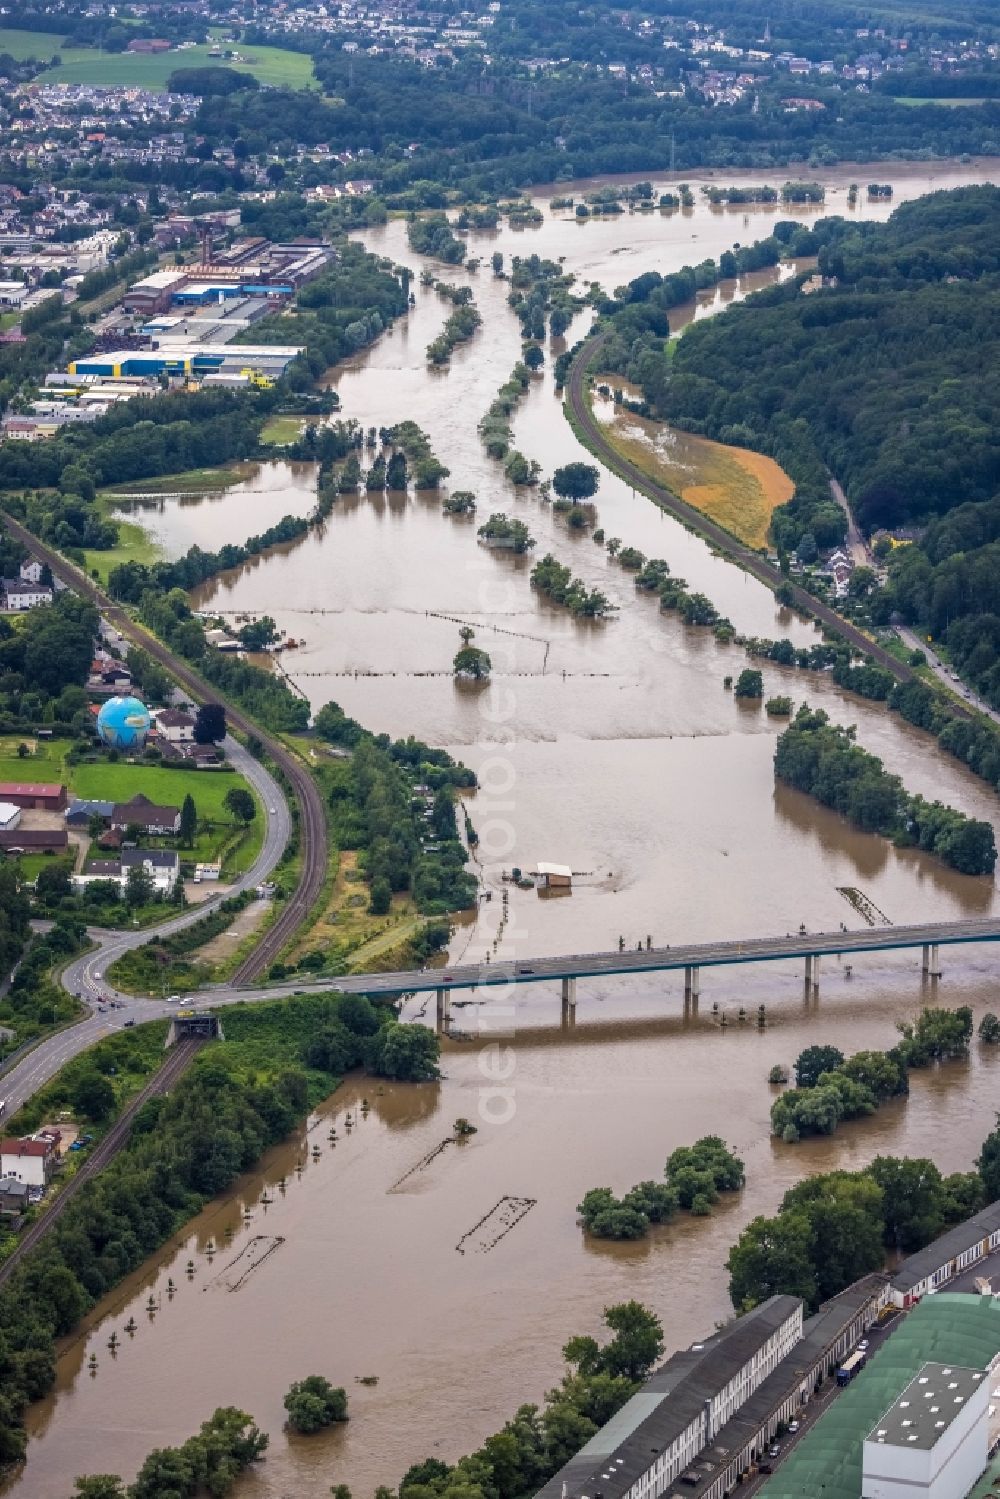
[6,914,1000,1117]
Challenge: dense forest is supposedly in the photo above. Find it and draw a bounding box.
[879,494,1000,713]
[604,186,1000,550]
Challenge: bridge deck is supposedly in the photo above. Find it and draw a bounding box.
[240,918,1000,998]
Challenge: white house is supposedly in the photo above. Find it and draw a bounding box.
[0,802,20,831]
[154,707,195,744]
[0,1136,56,1188]
[121,847,180,893]
[18,557,45,585]
[2,578,53,611]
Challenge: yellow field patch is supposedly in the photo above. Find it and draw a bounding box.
[594,390,793,550]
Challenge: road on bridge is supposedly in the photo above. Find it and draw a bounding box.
[6,915,1000,1121]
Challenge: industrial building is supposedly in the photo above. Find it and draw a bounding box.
[67,342,302,380]
[122,269,189,317]
[888,1201,1000,1307]
[758,1294,1000,1499]
[122,240,333,319]
[862,1361,989,1499]
[536,1297,805,1499]
[538,1208,1000,1499]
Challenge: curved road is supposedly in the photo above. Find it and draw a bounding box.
[0,513,329,983]
[566,336,926,689]
[0,734,289,1117]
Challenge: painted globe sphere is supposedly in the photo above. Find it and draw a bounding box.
[96,695,151,750]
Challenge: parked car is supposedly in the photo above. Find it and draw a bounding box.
[179,998,193,1007]
[167,994,181,1004]
[123,1018,135,1028]
[768,1446,780,1459]
[787,1420,800,1433]
[858,1338,870,1352]
[758,1462,773,1475]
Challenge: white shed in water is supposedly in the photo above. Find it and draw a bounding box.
[536,862,572,890]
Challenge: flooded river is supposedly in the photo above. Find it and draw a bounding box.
[16,971,1000,1499]
[9,159,1000,1497]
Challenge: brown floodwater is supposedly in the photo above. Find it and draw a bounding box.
[11,160,1000,1498]
[106,461,318,557]
[14,970,1000,1499]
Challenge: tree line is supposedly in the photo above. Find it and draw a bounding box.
[774,705,997,876]
[728,1113,1000,1312]
[579,1135,744,1239]
[0,990,443,1468]
[770,1011,973,1141]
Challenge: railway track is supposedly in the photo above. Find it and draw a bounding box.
[565,336,952,698]
[0,515,329,982]
[0,1039,202,1290]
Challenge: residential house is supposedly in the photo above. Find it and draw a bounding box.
[2,578,53,610]
[154,707,195,744]
[0,1175,29,1215]
[78,846,180,895]
[64,798,115,829]
[18,557,45,584]
[0,1135,57,1188]
[110,793,181,836]
[0,802,20,831]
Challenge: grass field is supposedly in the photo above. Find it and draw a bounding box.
[895,96,989,106]
[0,28,89,61]
[593,386,793,551]
[73,763,242,820]
[103,467,245,496]
[261,415,306,445]
[84,516,161,584]
[0,739,70,783]
[34,41,316,90]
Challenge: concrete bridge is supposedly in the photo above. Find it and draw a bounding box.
[329,917,1000,1026]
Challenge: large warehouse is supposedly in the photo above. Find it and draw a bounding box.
[67,343,303,380]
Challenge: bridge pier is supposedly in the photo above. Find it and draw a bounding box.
[922,943,942,979]
[684,966,700,1001]
[804,954,821,991]
[561,976,577,1008]
[436,987,451,1031]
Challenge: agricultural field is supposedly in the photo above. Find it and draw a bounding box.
[35,41,317,90]
[593,389,793,551]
